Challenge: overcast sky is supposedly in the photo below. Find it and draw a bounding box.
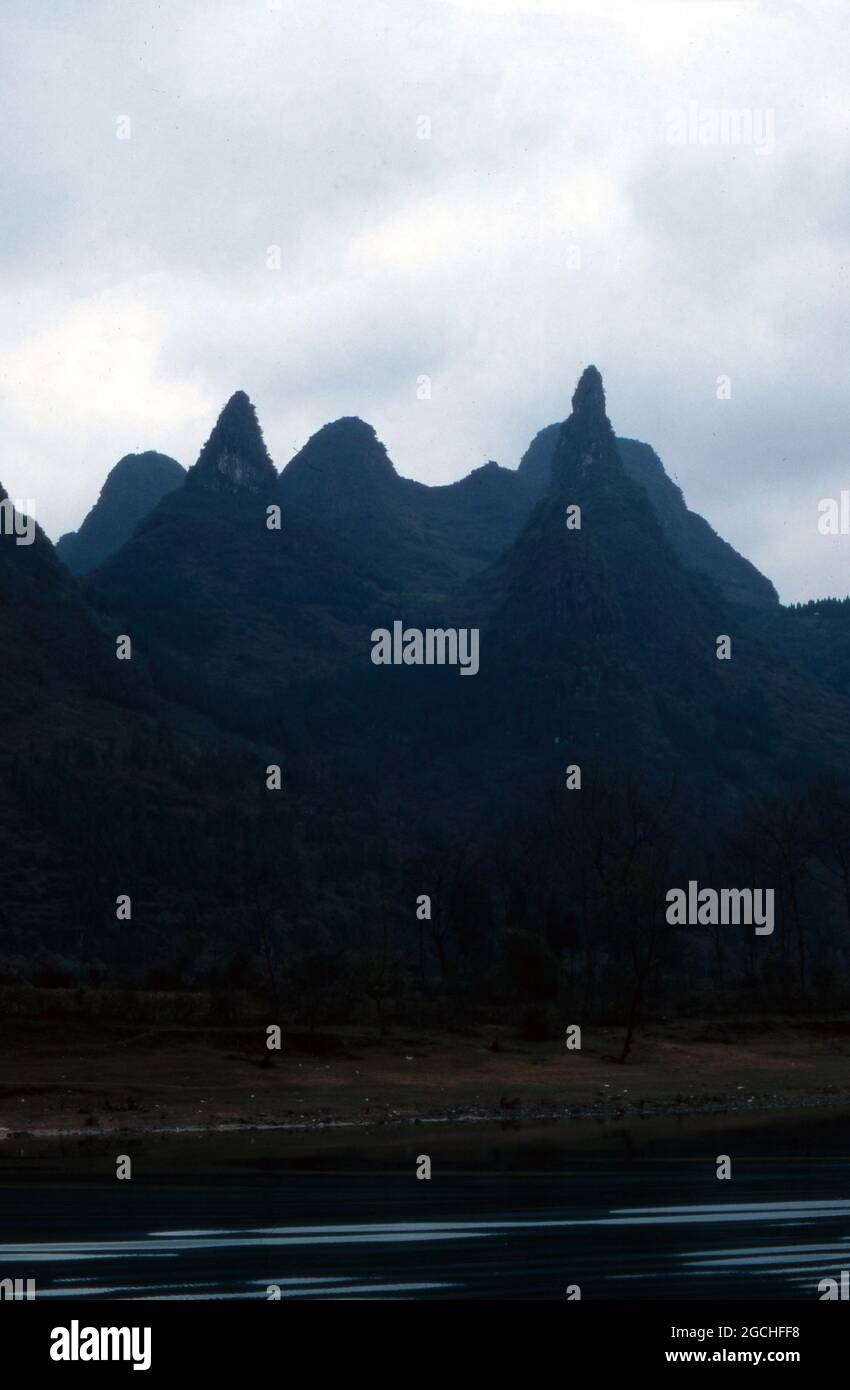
[2,0,847,601]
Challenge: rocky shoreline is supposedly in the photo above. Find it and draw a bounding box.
[5,1084,850,1142]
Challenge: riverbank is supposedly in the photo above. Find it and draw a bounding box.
[2,1011,850,1139]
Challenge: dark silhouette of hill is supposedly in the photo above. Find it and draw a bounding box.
[471,369,738,774]
[761,596,850,705]
[187,390,277,496]
[5,368,850,1002]
[66,386,776,624]
[0,484,154,943]
[279,418,529,596]
[0,487,126,728]
[56,452,184,576]
[89,394,393,743]
[469,368,849,800]
[81,373,850,795]
[0,472,332,965]
[518,419,777,609]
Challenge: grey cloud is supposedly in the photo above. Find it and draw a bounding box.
[1,0,847,602]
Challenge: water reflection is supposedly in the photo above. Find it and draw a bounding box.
[1,1111,849,1299]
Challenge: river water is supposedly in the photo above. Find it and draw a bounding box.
[1,1109,848,1300]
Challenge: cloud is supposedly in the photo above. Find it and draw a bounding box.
[1,0,847,601]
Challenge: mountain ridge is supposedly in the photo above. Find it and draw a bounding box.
[3,367,850,984]
[56,451,185,576]
[518,417,777,610]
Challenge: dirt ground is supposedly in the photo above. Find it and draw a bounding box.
[2,1012,850,1137]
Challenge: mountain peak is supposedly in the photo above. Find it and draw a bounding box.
[56,451,184,576]
[550,365,621,494]
[189,391,277,495]
[279,417,398,501]
[319,416,381,443]
[299,417,396,472]
[571,364,606,419]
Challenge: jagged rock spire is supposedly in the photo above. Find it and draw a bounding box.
[550,365,622,494]
[189,391,278,495]
[571,364,606,419]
